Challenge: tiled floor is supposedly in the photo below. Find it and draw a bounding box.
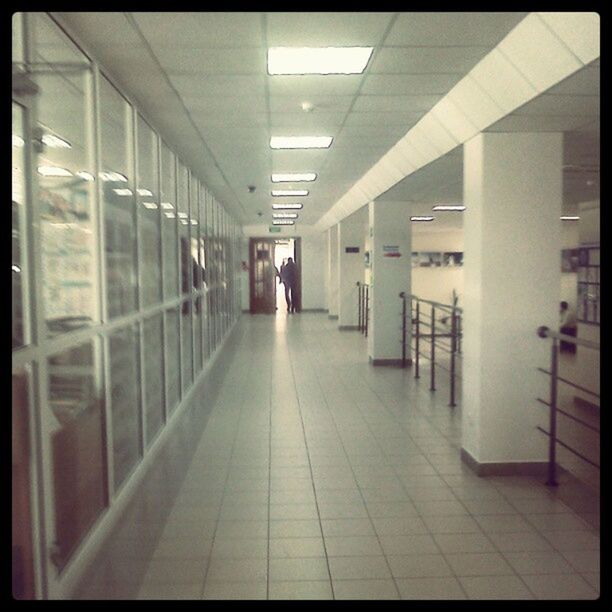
[73,313,600,600]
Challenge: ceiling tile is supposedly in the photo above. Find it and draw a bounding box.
[370,46,490,74]
[132,12,264,47]
[353,94,442,112]
[155,46,266,74]
[343,111,422,128]
[361,73,462,95]
[269,94,353,113]
[181,95,267,113]
[269,112,345,129]
[385,12,527,46]
[266,12,393,46]
[169,74,266,98]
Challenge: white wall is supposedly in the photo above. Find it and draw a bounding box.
[411,229,464,306]
[338,213,367,327]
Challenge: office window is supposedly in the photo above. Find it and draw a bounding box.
[191,177,202,375]
[178,163,191,296]
[100,76,137,320]
[165,307,180,415]
[181,299,193,393]
[143,313,164,445]
[161,143,178,300]
[47,339,107,570]
[13,13,24,64]
[137,116,162,309]
[33,14,97,337]
[199,185,210,362]
[109,325,141,490]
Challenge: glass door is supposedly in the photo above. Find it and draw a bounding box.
[249,238,277,314]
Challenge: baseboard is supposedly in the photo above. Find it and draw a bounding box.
[339,325,360,331]
[328,314,339,320]
[369,357,412,367]
[301,308,328,312]
[460,448,551,478]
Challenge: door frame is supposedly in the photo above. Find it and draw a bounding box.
[248,238,277,313]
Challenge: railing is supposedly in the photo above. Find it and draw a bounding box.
[356,282,370,336]
[400,293,463,408]
[536,326,600,487]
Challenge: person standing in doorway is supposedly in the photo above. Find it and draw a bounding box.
[283,257,298,313]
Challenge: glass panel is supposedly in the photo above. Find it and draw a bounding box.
[199,185,210,362]
[13,102,29,350]
[47,339,107,570]
[109,325,141,490]
[143,313,164,445]
[99,76,137,319]
[181,300,193,394]
[178,163,191,296]
[137,116,161,308]
[161,143,178,300]
[12,364,36,599]
[33,14,97,337]
[165,307,180,415]
[205,191,215,355]
[13,13,24,65]
[191,178,202,374]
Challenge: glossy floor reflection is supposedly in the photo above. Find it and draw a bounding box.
[73,314,599,600]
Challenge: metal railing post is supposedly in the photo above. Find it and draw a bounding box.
[364,285,369,338]
[400,292,407,368]
[449,307,457,407]
[457,314,462,354]
[430,304,436,391]
[415,299,420,379]
[356,282,362,332]
[547,337,559,487]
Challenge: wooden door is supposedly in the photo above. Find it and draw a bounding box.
[249,238,276,313]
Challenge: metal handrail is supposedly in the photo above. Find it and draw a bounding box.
[400,293,462,407]
[536,325,600,487]
[356,282,370,335]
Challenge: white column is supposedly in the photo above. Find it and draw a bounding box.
[338,214,365,329]
[462,132,562,473]
[367,200,412,364]
[327,225,339,319]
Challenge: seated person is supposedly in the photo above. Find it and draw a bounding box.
[559,301,577,353]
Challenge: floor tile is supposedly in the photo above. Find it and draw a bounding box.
[215,520,268,539]
[422,514,481,534]
[206,558,268,582]
[474,514,537,533]
[524,513,592,532]
[486,530,555,552]
[433,532,496,554]
[269,580,333,600]
[269,557,330,582]
[269,520,322,539]
[333,579,399,600]
[137,582,202,600]
[396,576,466,600]
[504,551,575,575]
[541,530,600,551]
[459,575,534,599]
[378,534,440,556]
[444,552,514,576]
[270,538,325,558]
[521,573,599,600]
[324,535,383,557]
[141,557,208,584]
[386,554,453,578]
[371,516,429,536]
[328,556,391,580]
[210,538,268,559]
[202,580,267,600]
[269,503,319,520]
[320,518,375,537]
[560,549,600,574]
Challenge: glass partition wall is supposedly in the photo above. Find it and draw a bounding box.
[12,13,242,600]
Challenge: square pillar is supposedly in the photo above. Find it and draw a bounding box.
[327,225,339,319]
[338,213,365,330]
[461,132,563,474]
[367,200,412,365]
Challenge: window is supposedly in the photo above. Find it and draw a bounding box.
[161,143,178,300]
[165,307,181,415]
[143,314,164,445]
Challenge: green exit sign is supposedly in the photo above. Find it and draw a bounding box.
[269,226,281,233]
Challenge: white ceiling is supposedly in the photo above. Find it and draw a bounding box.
[54,11,598,230]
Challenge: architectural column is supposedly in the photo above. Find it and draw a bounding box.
[461,131,563,474]
[367,200,412,365]
[327,225,339,319]
[337,211,365,330]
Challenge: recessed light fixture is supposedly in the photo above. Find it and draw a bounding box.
[273,213,298,219]
[190,219,198,225]
[100,171,128,182]
[137,188,153,196]
[410,216,434,222]
[113,188,133,196]
[180,219,189,225]
[177,212,188,219]
[12,264,21,273]
[42,134,72,148]
[12,135,25,148]
[161,202,174,210]
[37,165,73,177]
[272,203,303,210]
[272,219,295,226]
[142,202,158,209]
[268,47,373,75]
[164,212,176,219]
[77,171,95,181]
[560,216,580,220]
[270,136,332,149]
[271,173,317,183]
[271,189,308,197]
[432,205,466,212]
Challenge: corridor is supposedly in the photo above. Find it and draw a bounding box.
[73,314,599,600]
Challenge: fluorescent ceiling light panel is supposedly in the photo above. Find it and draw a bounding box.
[137,188,153,196]
[113,188,133,196]
[42,134,72,148]
[432,205,466,211]
[271,189,308,197]
[77,171,95,181]
[272,203,303,209]
[410,216,434,222]
[270,136,332,149]
[142,202,158,209]
[100,171,128,182]
[268,47,373,75]
[37,165,73,177]
[164,212,176,219]
[272,219,295,225]
[560,216,580,220]
[273,213,298,219]
[160,202,174,210]
[12,135,24,147]
[271,173,317,183]
[177,212,188,219]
